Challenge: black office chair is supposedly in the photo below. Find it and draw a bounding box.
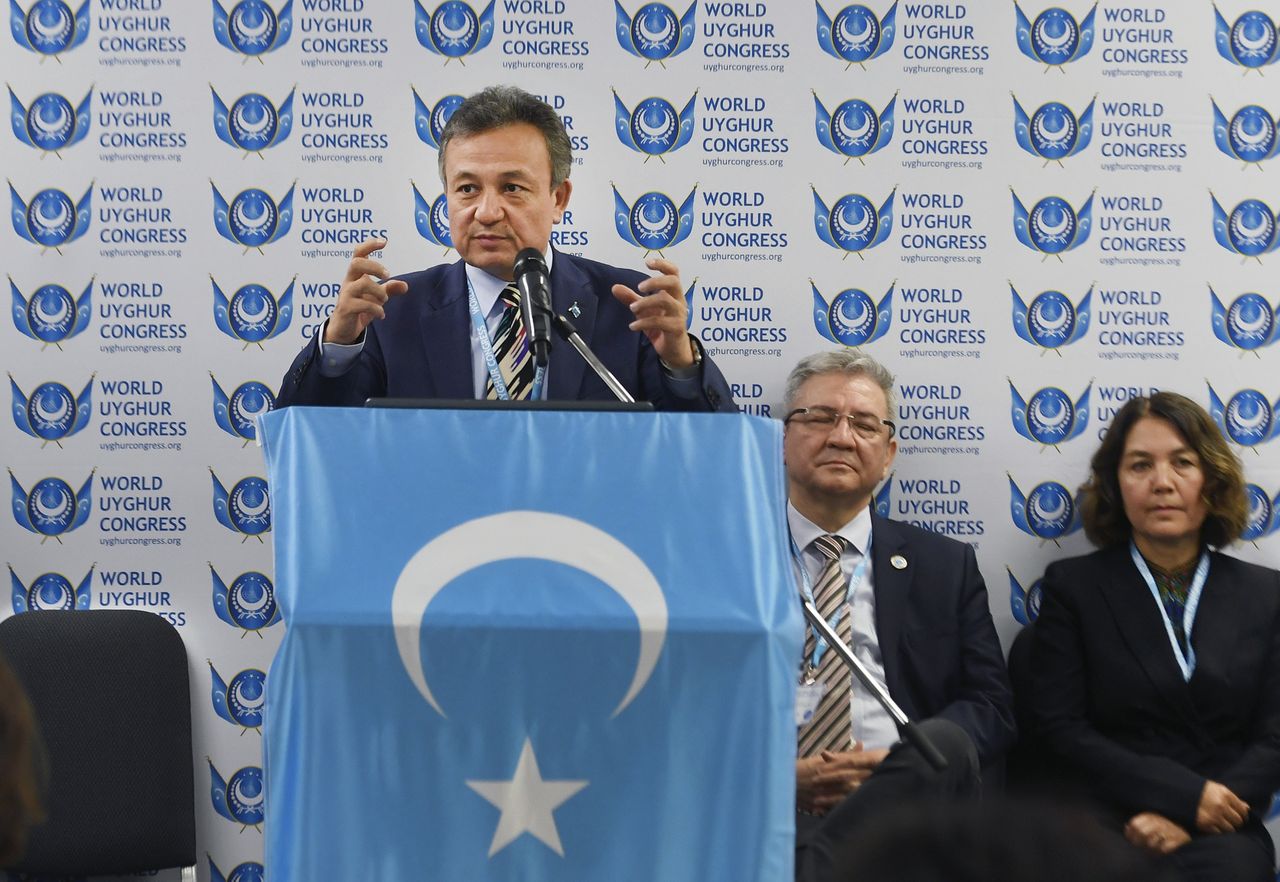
[0,610,196,878]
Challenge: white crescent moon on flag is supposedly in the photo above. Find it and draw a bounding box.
[392,511,668,720]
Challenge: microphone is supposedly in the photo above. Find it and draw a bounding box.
[513,248,553,368]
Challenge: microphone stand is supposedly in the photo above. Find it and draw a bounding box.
[801,598,949,772]
[536,304,638,404]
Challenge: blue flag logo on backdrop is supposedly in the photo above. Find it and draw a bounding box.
[1007,568,1043,626]
[209,856,265,882]
[1012,95,1094,164]
[1244,484,1280,544]
[415,0,494,61]
[9,469,92,543]
[9,182,91,252]
[211,86,294,156]
[1211,194,1279,261]
[613,89,696,160]
[614,1,695,64]
[211,182,295,252]
[812,187,894,258]
[1014,2,1095,69]
[814,92,895,164]
[211,375,274,445]
[11,277,92,348]
[1211,100,1279,167]
[413,181,452,250]
[1207,383,1280,449]
[1011,284,1091,354]
[613,185,696,254]
[212,0,292,59]
[9,0,89,57]
[1214,8,1280,72]
[873,475,892,518]
[209,760,264,831]
[1209,287,1279,354]
[10,373,92,446]
[1012,189,1093,259]
[680,276,697,330]
[811,280,892,346]
[9,564,92,613]
[8,87,91,156]
[212,276,294,347]
[1009,381,1090,449]
[413,89,463,151]
[816,2,897,67]
[210,565,281,636]
[1009,475,1082,543]
[210,662,266,733]
[393,512,667,857]
[210,471,271,541]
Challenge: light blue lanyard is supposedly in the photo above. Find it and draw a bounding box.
[790,532,872,672]
[466,277,546,401]
[1129,541,1209,682]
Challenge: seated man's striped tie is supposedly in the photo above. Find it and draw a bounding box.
[798,534,852,757]
[486,283,535,400]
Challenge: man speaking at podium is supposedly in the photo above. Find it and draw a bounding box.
[276,85,735,412]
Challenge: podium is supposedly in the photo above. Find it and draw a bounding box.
[258,406,801,881]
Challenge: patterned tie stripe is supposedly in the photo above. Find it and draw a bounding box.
[798,534,853,758]
[486,283,535,401]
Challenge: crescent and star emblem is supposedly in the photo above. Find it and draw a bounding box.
[390,511,669,858]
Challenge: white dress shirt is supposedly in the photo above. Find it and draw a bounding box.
[787,502,898,751]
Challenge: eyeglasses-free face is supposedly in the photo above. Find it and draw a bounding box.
[1118,415,1209,557]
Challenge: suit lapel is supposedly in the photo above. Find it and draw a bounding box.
[1096,547,1201,726]
[546,251,592,400]
[418,261,473,399]
[869,516,911,704]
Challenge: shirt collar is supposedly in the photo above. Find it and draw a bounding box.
[786,502,872,558]
[464,248,555,318]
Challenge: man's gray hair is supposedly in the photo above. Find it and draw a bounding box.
[437,85,573,189]
[783,349,896,416]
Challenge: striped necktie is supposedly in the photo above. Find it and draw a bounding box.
[798,534,853,757]
[485,283,534,400]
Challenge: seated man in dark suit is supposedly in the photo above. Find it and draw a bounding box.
[275,84,734,412]
[781,350,1016,882]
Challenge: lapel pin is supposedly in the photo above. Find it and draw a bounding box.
[890,554,908,570]
[569,301,582,319]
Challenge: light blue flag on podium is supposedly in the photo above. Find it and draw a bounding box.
[259,406,800,881]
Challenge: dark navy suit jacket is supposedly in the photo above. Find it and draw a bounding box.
[275,251,736,411]
[868,515,1016,767]
[1029,546,1280,843]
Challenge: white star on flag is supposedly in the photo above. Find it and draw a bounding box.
[466,738,589,858]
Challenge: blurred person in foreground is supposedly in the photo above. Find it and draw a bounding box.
[781,350,1015,882]
[1027,391,1280,882]
[0,653,41,865]
[832,799,1171,882]
[276,84,734,412]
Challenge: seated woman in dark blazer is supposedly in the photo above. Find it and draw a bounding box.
[1027,391,1280,882]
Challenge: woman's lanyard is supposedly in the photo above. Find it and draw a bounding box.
[790,532,871,676]
[1129,541,1210,682]
[466,276,546,401]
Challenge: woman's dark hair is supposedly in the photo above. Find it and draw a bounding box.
[1080,391,1248,548]
[0,652,42,863]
